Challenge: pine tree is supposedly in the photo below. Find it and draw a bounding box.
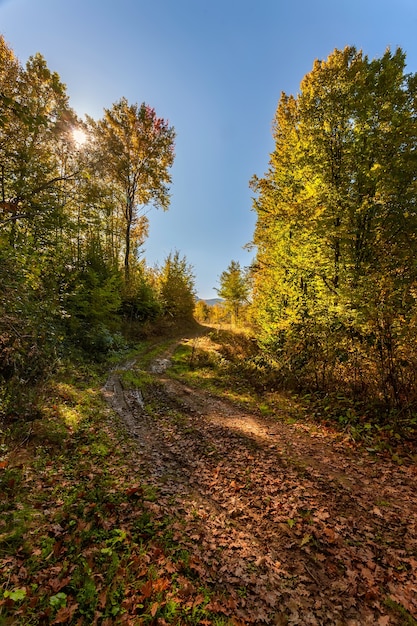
[158,251,196,321]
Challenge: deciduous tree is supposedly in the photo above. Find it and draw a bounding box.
[89,99,175,278]
[251,46,417,405]
[217,260,250,323]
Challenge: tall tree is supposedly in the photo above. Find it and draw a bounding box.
[89,99,175,278]
[251,46,417,403]
[1,49,78,241]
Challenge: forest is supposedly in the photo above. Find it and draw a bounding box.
[0,35,196,418]
[250,46,417,425]
[1,39,417,625]
[3,38,417,428]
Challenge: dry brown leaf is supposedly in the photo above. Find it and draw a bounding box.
[140,579,153,599]
[52,602,78,624]
[150,602,159,617]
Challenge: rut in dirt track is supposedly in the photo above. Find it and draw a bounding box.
[102,340,417,626]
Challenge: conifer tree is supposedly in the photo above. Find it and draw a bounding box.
[158,251,196,321]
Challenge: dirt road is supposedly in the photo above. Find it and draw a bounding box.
[103,335,417,625]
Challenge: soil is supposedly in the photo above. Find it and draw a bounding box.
[102,332,417,626]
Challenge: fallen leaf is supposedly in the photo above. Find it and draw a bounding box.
[126,485,143,497]
[153,578,170,593]
[52,602,78,624]
[140,580,153,599]
[193,594,206,607]
[300,533,312,547]
[322,527,337,543]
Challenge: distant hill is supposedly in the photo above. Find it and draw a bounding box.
[197,298,224,307]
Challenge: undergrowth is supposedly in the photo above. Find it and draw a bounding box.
[0,344,234,625]
[169,327,417,461]
[1,323,416,623]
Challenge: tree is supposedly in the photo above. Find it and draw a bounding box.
[120,261,161,323]
[194,300,210,323]
[89,99,175,278]
[251,46,417,404]
[0,48,79,241]
[158,251,196,321]
[0,37,182,418]
[0,40,86,410]
[217,261,249,323]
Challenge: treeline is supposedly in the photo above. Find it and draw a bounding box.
[0,36,195,415]
[195,261,251,325]
[250,46,417,413]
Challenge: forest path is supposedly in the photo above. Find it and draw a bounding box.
[103,331,417,626]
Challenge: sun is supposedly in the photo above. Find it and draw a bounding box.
[72,127,87,147]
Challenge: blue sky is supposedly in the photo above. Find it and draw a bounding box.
[1,0,417,298]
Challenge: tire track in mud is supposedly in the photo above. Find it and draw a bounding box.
[102,338,417,625]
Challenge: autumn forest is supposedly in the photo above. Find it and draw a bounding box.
[1,37,417,625]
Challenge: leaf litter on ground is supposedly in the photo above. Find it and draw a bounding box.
[104,329,417,625]
[1,327,417,625]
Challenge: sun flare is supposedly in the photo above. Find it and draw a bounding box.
[72,127,87,146]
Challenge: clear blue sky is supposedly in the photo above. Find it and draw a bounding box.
[1,0,417,298]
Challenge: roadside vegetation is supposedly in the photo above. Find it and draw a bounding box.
[171,327,417,459]
[0,335,237,625]
[2,324,417,623]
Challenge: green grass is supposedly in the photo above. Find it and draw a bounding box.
[119,366,154,389]
[384,597,417,625]
[167,327,417,459]
[0,348,235,625]
[168,334,302,425]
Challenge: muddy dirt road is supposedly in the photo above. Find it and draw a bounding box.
[103,334,417,625]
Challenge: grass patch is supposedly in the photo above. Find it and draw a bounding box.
[167,326,417,458]
[384,597,417,625]
[119,367,154,389]
[0,348,235,625]
[168,332,302,423]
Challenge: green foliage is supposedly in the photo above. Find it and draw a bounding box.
[251,46,417,411]
[120,262,161,322]
[217,260,250,323]
[4,588,27,602]
[0,37,181,414]
[158,250,196,321]
[88,98,175,276]
[0,239,64,417]
[63,262,122,354]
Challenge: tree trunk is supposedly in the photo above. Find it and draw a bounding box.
[124,194,134,280]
